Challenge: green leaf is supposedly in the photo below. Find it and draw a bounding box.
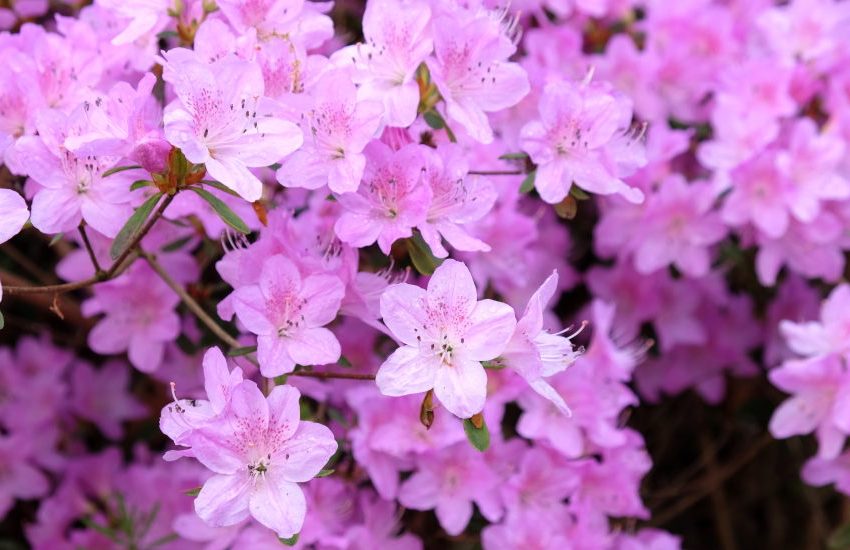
[228,345,257,357]
[406,231,443,276]
[300,401,313,420]
[498,152,529,160]
[48,233,65,247]
[161,235,194,253]
[830,523,850,549]
[463,417,490,452]
[200,180,241,198]
[110,193,163,260]
[184,487,202,497]
[130,180,152,191]
[423,110,445,129]
[316,469,334,478]
[0,311,4,331]
[570,186,591,200]
[338,356,352,368]
[482,359,506,369]
[519,170,537,193]
[274,375,288,386]
[189,187,250,235]
[279,533,300,546]
[102,164,142,177]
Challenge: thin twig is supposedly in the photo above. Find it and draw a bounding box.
[650,433,772,527]
[78,224,103,274]
[141,248,243,351]
[1,195,174,296]
[0,244,59,284]
[468,169,524,176]
[289,371,376,381]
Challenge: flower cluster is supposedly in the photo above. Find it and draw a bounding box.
[1,0,850,547]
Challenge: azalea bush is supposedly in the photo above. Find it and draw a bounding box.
[1,0,850,548]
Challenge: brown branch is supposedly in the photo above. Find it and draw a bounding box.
[288,371,376,381]
[1,194,174,296]
[468,170,524,176]
[140,248,243,351]
[78,224,103,274]
[650,433,772,527]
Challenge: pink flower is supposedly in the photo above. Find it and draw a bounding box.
[0,433,50,518]
[398,442,501,535]
[11,108,136,237]
[501,271,583,415]
[233,254,345,377]
[334,142,432,255]
[97,0,170,45]
[83,262,182,372]
[188,382,337,538]
[519,77,645,204]
[428,8,530,143]
[0,188,28,244]
[417,144,497,258]
[69,360,147,440]
[276,69,382,194]
[160,347,244,458]
[631,175,726,277]
[339,0,433,128]
[376,259,516,418]
[162,52,303,201]
[768,355,850,459]
[780,284,850,359]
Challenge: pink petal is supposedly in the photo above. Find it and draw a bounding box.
[380,283,428,346]
[463,299,517,361]
[376,346,438,397]
[274,422,337,482]
[287,327,341,367]
[195,473,252,527]
[433,356,487,418]
[248,474,306,538]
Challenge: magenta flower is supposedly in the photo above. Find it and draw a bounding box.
[188,382,337,538]
[520,77,645,204]
[417,144,497,258]
[632,175,727,278]
[340,0,433,127]
[501,271,583,415]
[768,355,850,459]
[162,52,303,201]
[780,284,850,359]
[334,142,432,255]
[428,9,530,143]
[83,262,181,372]
[0,433,50,518]
[399,442,502,535]
[276,70,382,194]
[69,360,147,440]
[233,254,345,377]
[376,259,516,418]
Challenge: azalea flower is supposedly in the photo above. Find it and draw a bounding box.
[376,259,516,418]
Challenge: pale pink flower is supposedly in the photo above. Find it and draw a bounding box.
[233,254,345,378]
[417,144,496,258]
[428,8,530,143]
[0,188,28,244]
[97,0,170,45]
[188,382,337,538]
[501,271,583,415]
[334,142,432,255]
[276,69,382,194]
[339,0,433,128]
[520,77,645,204]
[376,259,516,418]
[162,52,303,201]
